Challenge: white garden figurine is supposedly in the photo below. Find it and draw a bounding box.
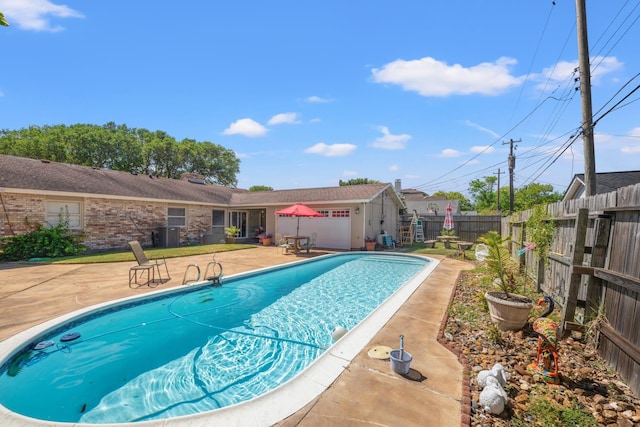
[477,363,509,389]
[478,376,509,415]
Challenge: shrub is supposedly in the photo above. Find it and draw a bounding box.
[0,217,86,261]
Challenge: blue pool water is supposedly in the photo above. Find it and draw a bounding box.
[0,253,433,425]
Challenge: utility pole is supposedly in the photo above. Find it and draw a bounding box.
[576,0,596,196]
[503,138,520,214]
[494,168,505,213]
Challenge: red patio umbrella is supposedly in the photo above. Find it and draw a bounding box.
[275,203,324,235]
[443,203,454,231]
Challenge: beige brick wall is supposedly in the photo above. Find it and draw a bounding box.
[0,193,47,235]
[0,192,220,251]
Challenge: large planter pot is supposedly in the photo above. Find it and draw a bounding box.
[365,242,376,251]
[262,237,272,246]
[225,237,237,244]
[485,291,534,331]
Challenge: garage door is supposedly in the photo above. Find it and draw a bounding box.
[276,209,351,250]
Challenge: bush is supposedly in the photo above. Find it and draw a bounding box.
[0,218,86,261]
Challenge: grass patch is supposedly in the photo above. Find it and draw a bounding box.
[511,385,598,427]
[48,244,256,264]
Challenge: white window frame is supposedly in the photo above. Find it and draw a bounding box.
[168,206,186,227]
[46,200,82,229]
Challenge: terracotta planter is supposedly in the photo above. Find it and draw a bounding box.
[365,242,376,251]
[225,237,237,244]
[484,291,533,331]
[262,237,272,246]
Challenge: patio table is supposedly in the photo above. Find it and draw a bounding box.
[284,235,309,253]
[436,235,458,249]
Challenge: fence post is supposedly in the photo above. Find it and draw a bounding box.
[560,208,589,337]
[585,215,611,322]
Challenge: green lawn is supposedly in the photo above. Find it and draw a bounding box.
[49,243,257,264]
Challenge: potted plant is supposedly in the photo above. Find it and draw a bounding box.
[364,236,376,251]
[258,233,272,246]
[478,231,533,331]
[224,226,240,244]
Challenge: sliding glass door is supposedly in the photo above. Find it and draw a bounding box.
[228,211,247,238]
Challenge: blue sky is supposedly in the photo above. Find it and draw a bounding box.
[1,1,639,195]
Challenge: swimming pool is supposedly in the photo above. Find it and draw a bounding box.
[0,252,437,426]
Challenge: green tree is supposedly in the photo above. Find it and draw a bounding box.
[339,178,381,186]
[0,123,240,186]
[0,11,9,27]
[468,176,497,213]
[514,183,562,211]
[431,190,474,211]
[249,185,273,192]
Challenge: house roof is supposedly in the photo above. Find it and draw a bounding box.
[0,155,397,207]
[563,170,640,201]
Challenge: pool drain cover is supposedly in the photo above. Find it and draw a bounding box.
[367,345,392,360]
[61,332,81,342]
[34,340,55,350]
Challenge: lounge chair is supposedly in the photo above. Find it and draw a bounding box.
[127,240,171,286]
[299,232,317,253]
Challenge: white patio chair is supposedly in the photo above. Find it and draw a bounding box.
[275,233,293,254]
[299,232,317,253]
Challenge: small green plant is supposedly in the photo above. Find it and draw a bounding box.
[477,231,520,298]
[441,228,456,236]
[486,323,504,344]
[511,385,597,427]
[526,204,555,266]
[0,216,85,261]
[224,226,240,237]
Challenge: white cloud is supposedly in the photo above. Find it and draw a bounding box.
[222,118,268,137]
[621,145,640,154]
[372,126,411,150]
[389,164,399,172]
[268,112,301,125]
[464,120,500,139]
[439,148,462,158]
[371,56,523,97]
[342,170,358,177]
[470,145,494,154]
[0,0,84,32]
[535,56,623,91]
[304,143,356,157]
[306,96,331,103]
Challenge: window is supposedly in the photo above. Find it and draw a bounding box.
[331,210,350,218]
[212,209,225,231]
[168,207,186,227]
[46,201,82,229]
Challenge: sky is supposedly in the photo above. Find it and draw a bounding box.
[1,1,639,195]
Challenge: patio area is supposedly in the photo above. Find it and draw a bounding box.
[0,246,472,426]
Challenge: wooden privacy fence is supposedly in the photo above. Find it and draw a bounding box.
[401,214,501,242]
[505,183,640,396]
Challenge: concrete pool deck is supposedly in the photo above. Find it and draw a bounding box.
[0,246,472,426]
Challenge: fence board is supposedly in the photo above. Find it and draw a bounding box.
[506,182,640,395]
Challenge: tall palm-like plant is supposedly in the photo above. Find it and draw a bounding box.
[478,231,518,299]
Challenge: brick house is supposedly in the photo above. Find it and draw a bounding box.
[0,155,405,251]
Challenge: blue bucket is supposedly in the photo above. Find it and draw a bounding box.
[389,349,412,374]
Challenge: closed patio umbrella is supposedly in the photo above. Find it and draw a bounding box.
[275,203,323,235]
[443,203,454,231]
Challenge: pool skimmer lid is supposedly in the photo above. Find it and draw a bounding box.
[367,345,392,360]
[60,332,81,342]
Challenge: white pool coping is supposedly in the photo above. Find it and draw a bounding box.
[0,253,439,427]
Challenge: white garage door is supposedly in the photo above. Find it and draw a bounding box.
[276,209,351,250]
